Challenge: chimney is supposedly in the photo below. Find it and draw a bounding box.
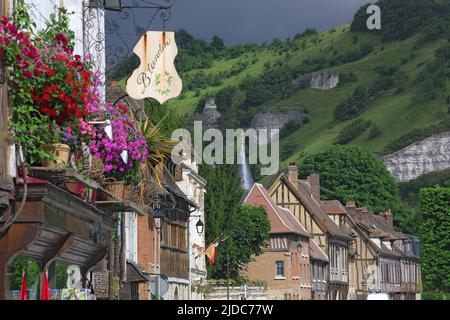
[345,201,357,217]
[345,200,356,208]
[381,210,393,226]
[307,174,321,202]
[288,163,298,185]
[360,207,374,225]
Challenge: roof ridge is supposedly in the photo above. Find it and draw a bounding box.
[277,206,312,237]
[254,183,296,234]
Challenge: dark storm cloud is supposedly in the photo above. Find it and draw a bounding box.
[165,0,370,44]
[106,0,371,67]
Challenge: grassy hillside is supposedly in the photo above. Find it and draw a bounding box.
[276,33,449,167]
[115,0,450,172]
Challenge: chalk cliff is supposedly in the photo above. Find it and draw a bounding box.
[382,132,450,182]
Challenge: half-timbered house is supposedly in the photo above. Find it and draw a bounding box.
[343,201,421,300]
[268,164,353,300]
[309,235,329,300]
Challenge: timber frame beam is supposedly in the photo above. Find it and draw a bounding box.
[0,223,41,300]
[81,247,108,278]
[42,232,74,270]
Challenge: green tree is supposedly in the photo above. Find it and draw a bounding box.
[420,187,450,297]
[399,169,450,210]
[8,257,39,290]
[210,35,225,52]
[351,0,450,42]
[199,164,270,279]
[299,145,416,233]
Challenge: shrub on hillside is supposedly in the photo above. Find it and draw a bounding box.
[399,169,450,209]
[368,124,382,140]
[335,119,372,145]
[351,0,450,42]
[333,85,369,121]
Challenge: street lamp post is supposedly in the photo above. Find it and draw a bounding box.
[188,215,204,300]
[151,207,165,299]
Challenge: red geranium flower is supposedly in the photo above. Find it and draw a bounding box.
[1,16,8,25]
[55,33,68,46]
[1,37,9,46]
[45,69,56,77]
[117,105,128,114]
[8,24,18,35]
[42,93,51,101]
[22,70,33,79]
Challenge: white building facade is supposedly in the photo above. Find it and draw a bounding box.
[16,0,106,80]
[174,153,207,300]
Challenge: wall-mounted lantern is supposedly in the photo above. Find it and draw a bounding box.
[152,209,165,233]
[195,218,204,236]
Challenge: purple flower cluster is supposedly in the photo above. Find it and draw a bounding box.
[87,104,148,184]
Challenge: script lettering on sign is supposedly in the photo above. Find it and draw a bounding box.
[126,31,182,104]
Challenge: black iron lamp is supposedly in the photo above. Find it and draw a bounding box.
[152,209,165,232]
[195,218,204,236]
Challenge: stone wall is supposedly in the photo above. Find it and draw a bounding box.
[205,285,268,300]
[382,132,450,182]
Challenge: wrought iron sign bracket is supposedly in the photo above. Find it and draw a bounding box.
[83,0,177,72]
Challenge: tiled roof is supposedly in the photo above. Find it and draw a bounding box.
[320,200,347,214]
[277,206,311,238]
[244,183,311,238]
[348,206,418,260]
[309,238,329,262]
[276,174,351,240]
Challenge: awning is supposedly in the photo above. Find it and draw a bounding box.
[126,260,151,283]
[164,183,198,209]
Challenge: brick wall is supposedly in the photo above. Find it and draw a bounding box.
[137,213,158,300]
[246,240,312,300]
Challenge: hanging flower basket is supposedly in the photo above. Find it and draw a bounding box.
[41,143,71,168]
[102,181,126,201]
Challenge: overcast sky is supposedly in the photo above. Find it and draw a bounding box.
[105,0,370,68]
[167,0,370,45]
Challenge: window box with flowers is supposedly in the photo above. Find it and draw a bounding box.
[0,3,100,168]
[1,2,174,197]
[86,104,148,200]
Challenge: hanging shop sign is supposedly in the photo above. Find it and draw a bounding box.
[126,31,182,104]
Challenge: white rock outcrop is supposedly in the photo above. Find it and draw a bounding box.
[251,109,309,145]
[382,132,450,182]
[309,72,340,90]
[294,72,340,90]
